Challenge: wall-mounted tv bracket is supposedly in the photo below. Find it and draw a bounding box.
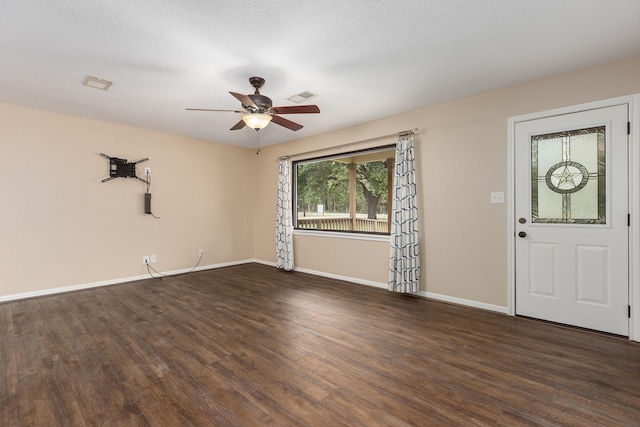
[100,153,149,185]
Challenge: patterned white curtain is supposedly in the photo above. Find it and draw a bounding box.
[276,159,294,271]
[389,137,420,293]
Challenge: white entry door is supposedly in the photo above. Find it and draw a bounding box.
[515,104,629,336]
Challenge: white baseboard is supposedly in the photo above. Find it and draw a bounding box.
[253,259,388,289]
[252,259,278,268]
[2,259,509,316]
[0,259,254,303]
[293,266,389,290]
[254,259,508,315]
[420,291,509,314]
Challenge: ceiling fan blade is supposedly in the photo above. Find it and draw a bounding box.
[271,105,320,114]
[229,91,257,109]
[271,114,303,131]
[185,108,244,113]
[230,120,246,131]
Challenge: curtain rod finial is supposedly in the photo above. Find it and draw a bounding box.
[399,128,419,137]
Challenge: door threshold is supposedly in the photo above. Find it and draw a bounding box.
[516,315,629,340]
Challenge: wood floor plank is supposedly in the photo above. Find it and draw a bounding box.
[2,263,640,426]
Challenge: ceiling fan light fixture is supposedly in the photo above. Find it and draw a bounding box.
[242,113,272,129]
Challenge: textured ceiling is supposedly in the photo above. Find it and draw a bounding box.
[2,0,640,148]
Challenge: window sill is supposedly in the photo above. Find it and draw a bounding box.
[293,229,391,242]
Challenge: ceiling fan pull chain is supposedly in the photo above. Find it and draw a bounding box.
[256,131,261,155]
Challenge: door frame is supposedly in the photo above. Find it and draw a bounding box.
[507,94,640,342]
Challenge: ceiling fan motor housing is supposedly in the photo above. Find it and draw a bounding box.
[246,77,271,112]
[247,94,272,112]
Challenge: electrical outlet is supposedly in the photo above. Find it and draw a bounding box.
[199,249,204,257]
[144,167,151,175]
[142,256,150,265]
[150,254,157,264]
[490,191,505,204]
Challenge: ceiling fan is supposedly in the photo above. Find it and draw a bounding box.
[186,76,320,131]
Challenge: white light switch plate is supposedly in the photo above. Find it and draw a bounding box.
[490,192,505,204]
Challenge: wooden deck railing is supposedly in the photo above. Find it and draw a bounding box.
[297,217,389,233]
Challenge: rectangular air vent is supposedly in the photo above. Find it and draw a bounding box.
[82,75,113,91]
[287,91,318,103]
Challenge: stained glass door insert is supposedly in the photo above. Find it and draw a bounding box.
[531,126,605,224]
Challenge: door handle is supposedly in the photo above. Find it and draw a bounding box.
[518,231,527,238]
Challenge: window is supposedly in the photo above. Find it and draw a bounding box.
[293,145,396,235]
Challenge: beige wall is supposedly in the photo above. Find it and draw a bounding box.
[3,55,640,306]
[253,55,640,307]
[0,104,255,298]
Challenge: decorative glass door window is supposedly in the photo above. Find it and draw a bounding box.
[531,126,605,224]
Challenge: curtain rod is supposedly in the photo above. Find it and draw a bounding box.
[278,128,418,161]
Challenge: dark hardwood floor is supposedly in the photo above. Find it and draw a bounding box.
[1,263,639,426]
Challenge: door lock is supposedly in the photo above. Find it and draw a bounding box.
[518,231,527,238]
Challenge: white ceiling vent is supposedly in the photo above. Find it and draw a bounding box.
[287,91,318,103]
[82,75,113,91]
